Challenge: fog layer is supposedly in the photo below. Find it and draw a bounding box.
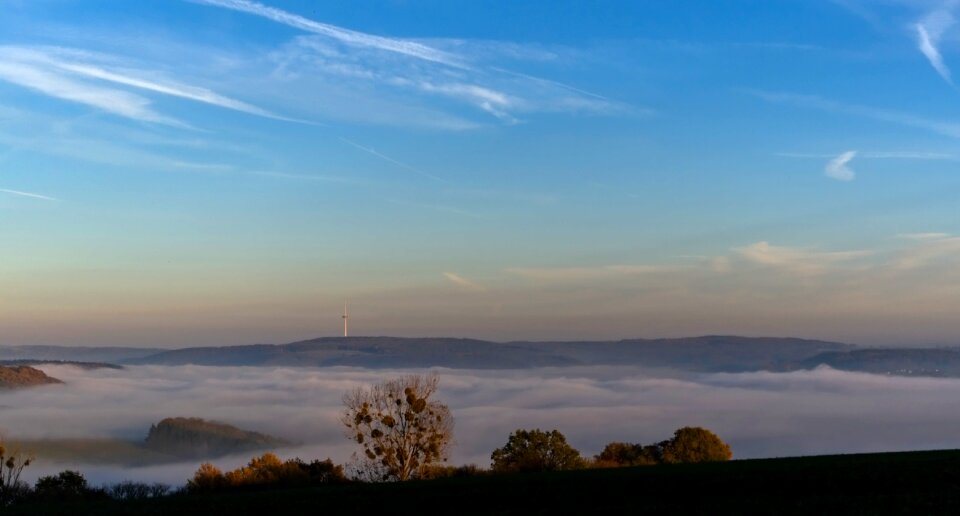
[4,364,960,485]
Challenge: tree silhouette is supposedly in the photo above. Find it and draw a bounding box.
[341,373,453,481]
[490,429,585,473]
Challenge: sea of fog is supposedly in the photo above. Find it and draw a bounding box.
[4,364,960,486]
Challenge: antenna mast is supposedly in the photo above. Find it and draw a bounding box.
[342,302,349,337]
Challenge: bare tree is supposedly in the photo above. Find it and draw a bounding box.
[341,373,453,481]
[0,442,31,505]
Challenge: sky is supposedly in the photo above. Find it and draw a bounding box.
[3,0,960,347]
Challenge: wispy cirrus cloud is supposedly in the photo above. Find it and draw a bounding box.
[506,264,684,282]
[194,1,625,125]
[443,272,487,292]
[0,46,290,124]
[896,232,950,240]
[779,151,957,160]
[750,90,960,139]
[0,188,57,201]
[890,233,960,270]
[825,150,857,181]
[734,241,871,274]
[0,58,183,126]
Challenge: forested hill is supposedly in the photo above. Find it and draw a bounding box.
[144,417,291,459]
[121,335,852,371]
[0,365,63,389]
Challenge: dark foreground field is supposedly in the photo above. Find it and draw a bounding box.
[11,449,960,515]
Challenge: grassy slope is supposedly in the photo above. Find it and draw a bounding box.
[11,449,960,515]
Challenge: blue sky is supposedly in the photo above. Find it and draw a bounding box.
[3,0,960,347]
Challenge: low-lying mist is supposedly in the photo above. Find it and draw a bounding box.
[4,364,960,486]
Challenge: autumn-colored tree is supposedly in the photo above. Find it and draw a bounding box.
[660,426,732,464]
[490,429,586,473]
[224,452,287,486]
[342,373,453,481]
[187,453,346,492]
[187,463,227,492]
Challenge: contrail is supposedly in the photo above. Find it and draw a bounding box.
[0,188,58,201]
[338,136,447,183]
[492,67,610,100]
[191,0,466,68]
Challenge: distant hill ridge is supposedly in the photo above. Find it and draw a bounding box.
[8,336,960,377]
[120,335,853,371]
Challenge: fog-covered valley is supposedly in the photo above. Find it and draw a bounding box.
[4,364,960,486]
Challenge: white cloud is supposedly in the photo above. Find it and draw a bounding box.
[825,150,857,181]
[917,24,953,83]
[915,4,958,85]
[416,81,517,122]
